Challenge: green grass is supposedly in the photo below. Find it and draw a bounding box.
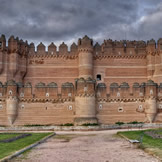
[117,129,162,159]
[0,132,52,160]
[0,133,21,141]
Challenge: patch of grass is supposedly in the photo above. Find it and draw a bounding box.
[117,129,162,159]
[0,133,21,141]
[0,132,52,160]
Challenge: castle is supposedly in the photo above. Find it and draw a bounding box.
[0,34,162,126]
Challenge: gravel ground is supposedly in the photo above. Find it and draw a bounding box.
[13,130,160,162]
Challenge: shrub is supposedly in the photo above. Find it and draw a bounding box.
[60,123,74,126]
[115,121,125,125]
[24,124,51,127]
[127,121,144,124]
[81,123,98,126]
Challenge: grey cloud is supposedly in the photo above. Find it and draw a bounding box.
[0,0,162,46]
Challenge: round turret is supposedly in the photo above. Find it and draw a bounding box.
[78,35,93,79]
[6,80,18,125]
[74,77,97,125]
[145,80,158,123]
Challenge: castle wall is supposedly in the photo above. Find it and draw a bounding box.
[25,56,78,93]
[15,102,74,125]
[97,101,146,124]
[1,35,162,126]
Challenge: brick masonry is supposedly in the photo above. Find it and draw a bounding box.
[0,35,162,125]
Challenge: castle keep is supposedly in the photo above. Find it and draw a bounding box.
[0,34,162,126]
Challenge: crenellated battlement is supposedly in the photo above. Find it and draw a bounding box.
[97,80,162,100]
[1,34,162,57]
[0,79,162,101]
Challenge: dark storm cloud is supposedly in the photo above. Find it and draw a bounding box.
[0,0,162,46]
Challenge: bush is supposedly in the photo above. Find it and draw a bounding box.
[24,124,51,127]
[127,121,144,124]
[81,123,98,126]
[115,121,125,125]
[60,123,74,126]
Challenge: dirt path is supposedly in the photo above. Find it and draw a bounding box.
[13,130,159,162]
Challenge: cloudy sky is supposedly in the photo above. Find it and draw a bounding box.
[0,0,162,47]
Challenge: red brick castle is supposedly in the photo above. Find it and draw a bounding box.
[0,34,162,125]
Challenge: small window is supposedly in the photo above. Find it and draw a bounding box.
[68,105,73,110]
[117,92,120,97]
[159,104,162,109]
[9,90,12,95]
[0,42,2,47]
[150,89,153,95]
[0,93,2,97]
[96,74,101,81]
[99,104,102,110]
[84,87,87,92]
[68,93,72,97]
[46,93,49,97]
[138,105,143,111]
[0,104,3,109]
[21,105,25,109]
[139,92,143,97]
[118,107,123,112]
[20,92,24,97]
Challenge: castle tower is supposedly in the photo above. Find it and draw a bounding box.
[157,38,162,82]
[8,36,19,78]
[74,36,97,125]
[145,80,158,123]
[146,39,156,80]
[78,35,93,78]
[0,35,6,75]
[74,78,97,125]
[6,80,18,125]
